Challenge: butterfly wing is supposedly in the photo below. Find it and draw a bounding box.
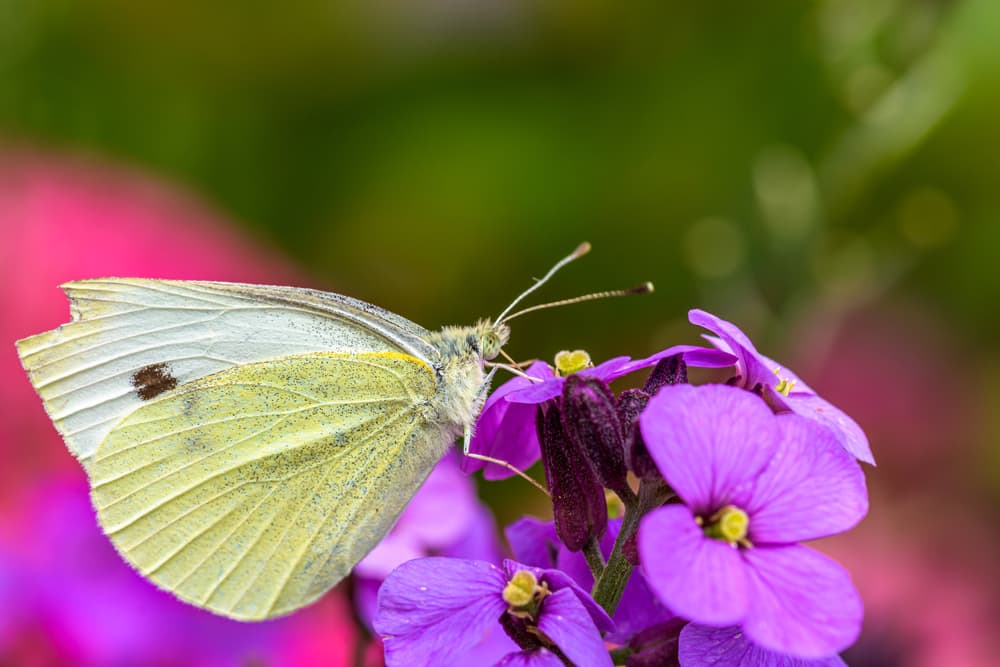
[90,351,449,620]
[16,279,439,470]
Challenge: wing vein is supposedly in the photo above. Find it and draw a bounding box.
[237,408,415,614]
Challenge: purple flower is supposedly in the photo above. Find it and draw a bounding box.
[506,517,673,644]
[679,624,847,666]
[637,384,867,659]
[466,346,736,479]
[374,557,614,667]
[689,309,874,465]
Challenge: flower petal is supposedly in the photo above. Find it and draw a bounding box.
[536,567,614,634]
[746,415,868,544]
[788,394,875,465]
[536,588,614,667]
[375,558,508,667]
[679,624,848,666]
[616,344,738,378]
[742,545,863,659]
[495,649,566,667]
[690,309,777,390]
[639,505,749,626]
[640,384,777,511]
[501,362,562,405]
[442,504,504,563]
[393,452,477,549]
[354,532,425,580]
[583,355,634,381]
[505,517,560,569]
[691,310,874,466]
[467,362,551,478]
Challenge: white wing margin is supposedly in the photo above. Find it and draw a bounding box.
[16,279,438,470]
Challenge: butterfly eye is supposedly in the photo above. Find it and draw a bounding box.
[479,331,502,360]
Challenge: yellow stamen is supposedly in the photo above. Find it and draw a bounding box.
[703,505,750,545]
[773,367,796,396]
[554,350,592,376]
[502,570,539,608]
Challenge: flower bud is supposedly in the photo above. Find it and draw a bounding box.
[561,375,629,496]
[537,401,608,552]
[643,354,688,395]
[618,389,659,480]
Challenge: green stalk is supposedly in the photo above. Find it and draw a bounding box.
[591,480,667,616]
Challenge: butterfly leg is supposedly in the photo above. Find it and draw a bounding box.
[484,361,544,381]
[462,424,549,497]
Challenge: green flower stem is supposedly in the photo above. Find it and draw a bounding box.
[591,480,665,616]
[583,537,606,578]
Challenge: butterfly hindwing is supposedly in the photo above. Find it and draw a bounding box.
[89,351,447,621]
[15,279,437,470]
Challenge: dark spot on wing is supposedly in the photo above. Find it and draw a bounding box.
[131,363,178,400]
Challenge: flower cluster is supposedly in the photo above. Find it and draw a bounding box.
[374,310,871,666]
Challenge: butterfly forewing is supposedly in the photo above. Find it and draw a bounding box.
[16,279,437,470]
[89,352,447,620]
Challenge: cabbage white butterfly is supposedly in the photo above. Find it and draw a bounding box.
[16,244,625,621]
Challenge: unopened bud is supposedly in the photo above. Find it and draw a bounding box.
[618,389,659,480]
[561,375,629,495]
[643,355,688,394]
[538,401,608,551]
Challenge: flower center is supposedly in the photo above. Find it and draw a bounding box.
[773,367,796,396]
[554,349,592,376]
[503,570,552,613]
[702,505,750,546]
[502,570,539,608]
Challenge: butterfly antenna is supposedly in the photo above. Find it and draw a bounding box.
[495,242,592,325]
[499,282,654,324]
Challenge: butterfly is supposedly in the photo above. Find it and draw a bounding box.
[15,244,600,621]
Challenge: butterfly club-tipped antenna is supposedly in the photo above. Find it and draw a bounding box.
[494,242,653,328]
[494,242,593,325]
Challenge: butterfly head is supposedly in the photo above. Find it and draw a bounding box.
[472,320,509,361]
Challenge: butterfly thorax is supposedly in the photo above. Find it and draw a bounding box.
[424,320,510,431]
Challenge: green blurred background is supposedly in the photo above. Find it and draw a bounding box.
[3,0,999,664]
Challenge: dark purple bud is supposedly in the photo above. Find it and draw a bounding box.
[499,611,545,651]
[643,354,688,394]
[538,401,608,552]
[626,619,686,667]
[561,375,629,496]
[618,389,659,480]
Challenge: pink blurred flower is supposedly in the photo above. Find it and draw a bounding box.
[0,150,362,666]
[821,502,1000,667]
[790,303,979,484]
